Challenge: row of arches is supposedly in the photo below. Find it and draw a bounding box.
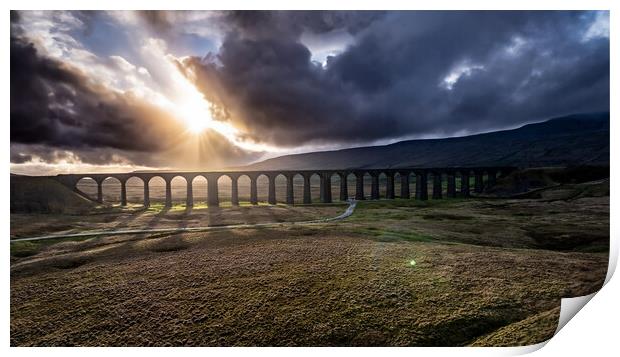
[70,168,507,208]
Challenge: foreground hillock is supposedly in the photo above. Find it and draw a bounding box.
[10,175,95,214]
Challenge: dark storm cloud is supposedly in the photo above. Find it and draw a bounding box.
[137,10,173,33]
[223,10,384,39]
[181,10,609,146]
[10,35,187,152]
[10,151,32,164]
[10,10,610,170]
[10,10,20,24]
[10,142,140,166]
[10,32,256,168]
[10,134,260,169]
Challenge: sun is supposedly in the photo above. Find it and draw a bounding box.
[166,68,246,145]
[174,91,216,134]
[184,112,211,134]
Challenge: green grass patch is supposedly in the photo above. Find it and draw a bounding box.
[422,213,473,221]
[10,241,41,258]
[10,235,96,258]
[347,198,471,223]
[142,201,348,212]
[355,198,469,210]
[576,244,609,253]
[350,227,434,243]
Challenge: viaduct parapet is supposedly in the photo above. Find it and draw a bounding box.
[50,167,516,208]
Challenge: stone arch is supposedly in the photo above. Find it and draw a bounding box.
[328,172,342,202]
[76,177,99,201]
[378,172,388,198]
[345,172,357,200]
[170,176,188,206]
[292,173,305,204]
[125,176,145,205]
[217,174,233,206]
[237,174,252,204]
[309,173,321,202]
[393,172,402,198]
[256,173,270,203]
[408,172,417,198]
[363,172,373,200]
[147,176,166,204]
[274,173,288,204]
[192,175,208,205]
[101,176,122,204]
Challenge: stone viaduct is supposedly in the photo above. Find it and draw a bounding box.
[51,167,515,208]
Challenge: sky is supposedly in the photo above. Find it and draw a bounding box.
[10,10,609,175]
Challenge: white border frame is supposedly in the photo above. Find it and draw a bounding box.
[3,1,617,356]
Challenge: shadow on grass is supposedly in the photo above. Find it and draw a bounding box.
[145,205,171,229]
[10,235,95,258]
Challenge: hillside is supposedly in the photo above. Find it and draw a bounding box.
[10,175,96,214]
[243,112,609,170]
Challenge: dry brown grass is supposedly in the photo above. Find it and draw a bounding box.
[10,183,609,346]
[10,204,345,239]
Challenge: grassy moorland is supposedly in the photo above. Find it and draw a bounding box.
[9,179,608,346]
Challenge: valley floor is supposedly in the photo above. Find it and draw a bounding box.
[10,183,609,346]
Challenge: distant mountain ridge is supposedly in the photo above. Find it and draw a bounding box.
[242,112,609,170]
